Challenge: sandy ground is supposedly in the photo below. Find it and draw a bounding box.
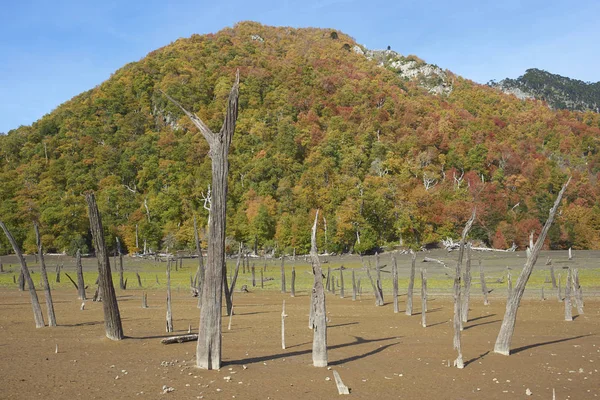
[0,286,598,400]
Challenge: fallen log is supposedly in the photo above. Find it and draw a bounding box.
[161,334,198,344]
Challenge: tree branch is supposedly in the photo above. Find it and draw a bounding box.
[159,90,215,144]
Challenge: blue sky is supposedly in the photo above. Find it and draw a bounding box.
[1,0,599,133]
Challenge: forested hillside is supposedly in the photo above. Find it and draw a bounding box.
[1,21,599,255]
[490,68,600,113]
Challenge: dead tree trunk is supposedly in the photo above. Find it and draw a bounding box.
[339,266,345,298]
[116,237,125,290]
[85,193,124,340]
[291,266,296,297]
[280,256,286,293]
[421,267,427,328]
[326,267,331,292]
[76,249,86,300]
[309,210,327,367]
[55,264,61,283]
[251,265,256,287]
[163,72,239,369]
[375,252,384,306]
[136,272,142,288]
[406,250,416,315]
[281,300,287,349]
[260,269,264,289]
[193,216,205,309]
[507,268,513,297]
[166,258,173,332]
[364,263,383,306]
[494,178,570,355]
[461,244,472,323]
[142,292,148,308]
[564,268,573,321]
[479,259,489,305]
[224,244,242,316]
[352,269,357,301]
[453,210,476,368]
[550,266,557,289]
[572,268,584,314]
[1,221,45,328]
[34,223,57,326]
[18,270,24,291]
[392,255,399,313]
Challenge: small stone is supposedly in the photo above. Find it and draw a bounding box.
[325,377,330,381]
[526,388,532,396]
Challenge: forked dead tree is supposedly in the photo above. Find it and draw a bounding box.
[34,223,57,326]
[1,221,45,328]
[309,210,327,367]
[85,192,124,340]
[494,178,570,355]
[162,71,239,369]
[453,210,476,368]
[406,251,416,315]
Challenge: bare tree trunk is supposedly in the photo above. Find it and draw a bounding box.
[280,256,286,293]
[34,223,57,326]
[136,272,142,288]
[375,252,384,306]
[406,251,416,315]
[550,266,557,289]
[142,292,148,308]
[572,268,584,314]
[116,237,125,290]
[557,273,562,302]
[224,245,242,316]
[421,267,427,328]
[479,259,489,305]
[364,263,383,306]
[392,255,399,313]
[85,193,124,340]
[326,267,331,292]
[453,210,476,368]
[76,249,86,300]
[251,265,256,287]
[260,269,264,289]
[55,264,61,283]
[309,210,327,367]
[1,221,45,328]
[494,178,570,355]
[564,268,573,321]
[163,71,239,370]
[291,266,296,297]
[461,244,472,323]
[507,268,513,297]
[166,258,174,332]
[339,267,345,298]
[193,216,205,309]
[352,269,357,301]
[281,300,287,349]
[18,270,24,291]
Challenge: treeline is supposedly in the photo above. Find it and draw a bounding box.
[1,22,599,256]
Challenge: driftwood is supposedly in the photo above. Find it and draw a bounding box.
[494,178,570,356]
[422,257,448,269]
[443,238,516,253]
[332,370,350,395]
[161,334,198,344]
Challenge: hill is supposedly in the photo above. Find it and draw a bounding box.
[1,21,599,255]
[489,68,600,113]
